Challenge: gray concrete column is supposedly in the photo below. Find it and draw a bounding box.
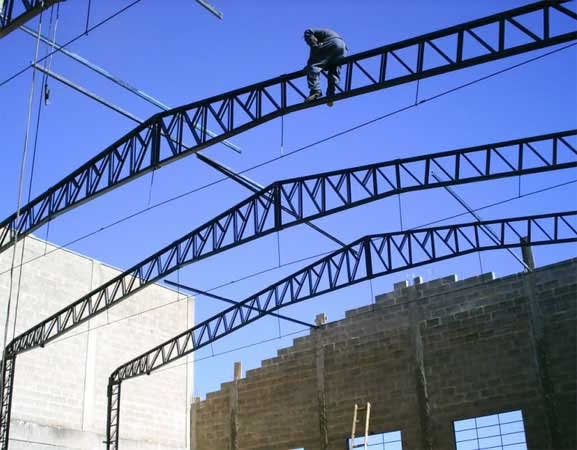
[229,361,241,450]
[522,248,556,449]
[408,282,432,450]
[190,397,200,450]
[314,313,329,450]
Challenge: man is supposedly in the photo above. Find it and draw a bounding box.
[303,28,347,106]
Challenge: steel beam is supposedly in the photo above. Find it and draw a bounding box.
[195,0,223,20]
[1,0,575,253]
[20,25,243,154]
[105,210,577,448]
[33,64,143,123]
[195,152,350,248]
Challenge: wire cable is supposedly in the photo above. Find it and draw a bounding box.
[11,3,58,342]
[1,5,44,392]
[157,327,311,375]
[47,2,60,74]
[8,437,84,449]
[41,3,54,105]
[43,1,61,105]
[0,0,143,89]
[85,0,92,35]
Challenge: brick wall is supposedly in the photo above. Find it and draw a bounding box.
[0,235,195,449]
[191,258,577,450]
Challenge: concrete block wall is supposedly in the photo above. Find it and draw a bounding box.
[191,258,577,450]
[0,235,194,450]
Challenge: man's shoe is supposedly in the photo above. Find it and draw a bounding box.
[326,90,335,107]
[305,91,322,102]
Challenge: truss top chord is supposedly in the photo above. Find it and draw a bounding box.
[1,0,576,254]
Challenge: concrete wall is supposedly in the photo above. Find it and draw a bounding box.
[0,235,194,450]
[191,258,577,450]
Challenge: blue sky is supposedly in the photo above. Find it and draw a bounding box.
[1,0,576,403]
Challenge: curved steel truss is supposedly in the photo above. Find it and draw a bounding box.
[7,130,576,355]
[1,129,574,448]
[104,210,577,448]
[1,0,576,253]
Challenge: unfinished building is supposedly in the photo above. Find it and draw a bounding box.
[1,1,576,449]
[191,258,577,450]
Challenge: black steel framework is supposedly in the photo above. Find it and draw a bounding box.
[0,0,62,38]
[164,279,317,329]
[0,358,13,448]
[105,211,577,448]
[6,130,576,355]
[0,130,575,449]
[1,0,575,254]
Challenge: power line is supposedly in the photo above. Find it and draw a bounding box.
[413,179,577,229]
[43,178,576,348]
[3,42,574,278]
[0,0,144,89]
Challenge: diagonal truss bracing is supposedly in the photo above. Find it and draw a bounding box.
[0,129,575,448]
[104,210,577,448]
[1,0,576,254]
[0,358,14,448]
[2,130,576,450]
[5,129,577,356]
[111,212,577,382]
[0,0,62,38]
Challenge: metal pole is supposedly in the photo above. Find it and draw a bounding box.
[195,0,224,20]
[20,24,241,154]
[33,64,143,123]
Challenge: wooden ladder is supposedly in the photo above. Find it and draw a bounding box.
[350,402,371,449]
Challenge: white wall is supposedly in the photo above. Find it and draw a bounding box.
[0,235,194,449]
